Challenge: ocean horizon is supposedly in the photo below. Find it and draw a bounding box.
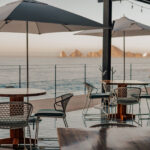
[0,56,150,100]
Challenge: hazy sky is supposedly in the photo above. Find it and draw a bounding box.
[0,0,150,56]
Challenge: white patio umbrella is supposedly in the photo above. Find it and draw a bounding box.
[75,16,150,80]
[0,0,105,89]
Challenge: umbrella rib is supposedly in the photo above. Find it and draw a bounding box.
[0,20,10,30]
[35,22,41,34]
[62,25,72,31]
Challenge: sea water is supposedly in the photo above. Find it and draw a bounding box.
[0,56,150,100]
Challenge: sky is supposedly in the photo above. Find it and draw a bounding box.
[0,0,150,56]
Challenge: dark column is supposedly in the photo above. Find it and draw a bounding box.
[102,0,112,81]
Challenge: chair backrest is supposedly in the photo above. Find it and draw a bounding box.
[54,93,73,113]
[84,82,95,97]
[102,82,110,92]
[90,123,136,128]
[114,87,141,102]
[0,102,33,128]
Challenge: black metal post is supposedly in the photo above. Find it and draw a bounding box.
[26,21,29,89]
[19,65,21,88]
[102,0,112,81]
[55,64,57,99]
[84,64,86,94]
[123,31,125,80]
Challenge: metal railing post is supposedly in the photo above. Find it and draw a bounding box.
[55,64,57,99]
[130,64,132,80]
[111,67,113,81]
[84,64,86,94]
[19,65,21,88]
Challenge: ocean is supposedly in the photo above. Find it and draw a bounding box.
[0,56,150,100]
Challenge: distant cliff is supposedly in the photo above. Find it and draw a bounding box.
[125,52,142,58]
[69,49,83,57]
[59,45,148,58]
[87,46,123,58]
[59,51,67,57]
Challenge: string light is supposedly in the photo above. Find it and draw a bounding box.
[141,6,143,12]
[131,3,134,9]
[126,0,150,12]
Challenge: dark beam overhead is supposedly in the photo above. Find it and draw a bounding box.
[98,0,119,2]
[102,0,112,81]
[136,0,150,4]
[98,0,150,4]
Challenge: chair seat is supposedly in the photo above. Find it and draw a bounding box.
[90,92,110,99]
[0,119,27,129]
[35,109,65,117]
[117,98,138,105]
[140,94,150,99]
[29,115,42,123]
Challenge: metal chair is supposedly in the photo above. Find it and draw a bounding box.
[102,82,117,105]
[5,86,37,130]
[90,123,136,128]
[82,82,110,125]
[102,82,117,119]
[0,102,33,150]
[34,93,73,144]
[139,86,150,125]
[114,87,142,125]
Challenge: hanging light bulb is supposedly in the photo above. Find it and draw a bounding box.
[131,3,134,9]
[141,6,143,12]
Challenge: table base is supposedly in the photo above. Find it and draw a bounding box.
[108,114,135,121]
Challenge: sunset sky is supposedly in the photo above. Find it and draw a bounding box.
[0,0,150,56]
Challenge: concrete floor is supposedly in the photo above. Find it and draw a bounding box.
[1,98,150,150]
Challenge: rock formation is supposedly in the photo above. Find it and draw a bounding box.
[59,45,146,58]
[69,49,83,57]
[125,52,142,58]
[111,45,123,57]
[59,51,67,57]
[87,50,102,57]
[87,45,123,57]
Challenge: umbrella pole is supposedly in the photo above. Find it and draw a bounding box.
[26,21,29,89]
[123,32,125,80]
[26,21,29,102]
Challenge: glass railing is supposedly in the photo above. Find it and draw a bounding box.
[0,63,150,100]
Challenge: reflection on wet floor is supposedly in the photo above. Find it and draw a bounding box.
[0,98,150,149]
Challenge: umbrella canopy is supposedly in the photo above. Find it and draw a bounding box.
[75,16,150,80]
[0,0,105,89]
[76,17,150,37]
[0,0,104,33]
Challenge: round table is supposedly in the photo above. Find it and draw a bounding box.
[102,80,149,121]
[0,88,46,148]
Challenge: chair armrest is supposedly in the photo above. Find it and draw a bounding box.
[54,99,62,111]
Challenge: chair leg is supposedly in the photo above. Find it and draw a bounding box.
[137,102,142,126]
[28,125,32,150]
[106,98,110,122]
[145,98,150,125]
[63,117,68,127]
[82,115,87,127]
[139,102,143,126]
[132,105,134,125]
[35,117,40,146]
[115,105,117,121]
[83,98,92,117]
[23,127,27,150]
[82,96,89,115]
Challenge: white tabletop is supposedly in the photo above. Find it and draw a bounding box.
[0,88,46,97]
[102,80,149,85]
